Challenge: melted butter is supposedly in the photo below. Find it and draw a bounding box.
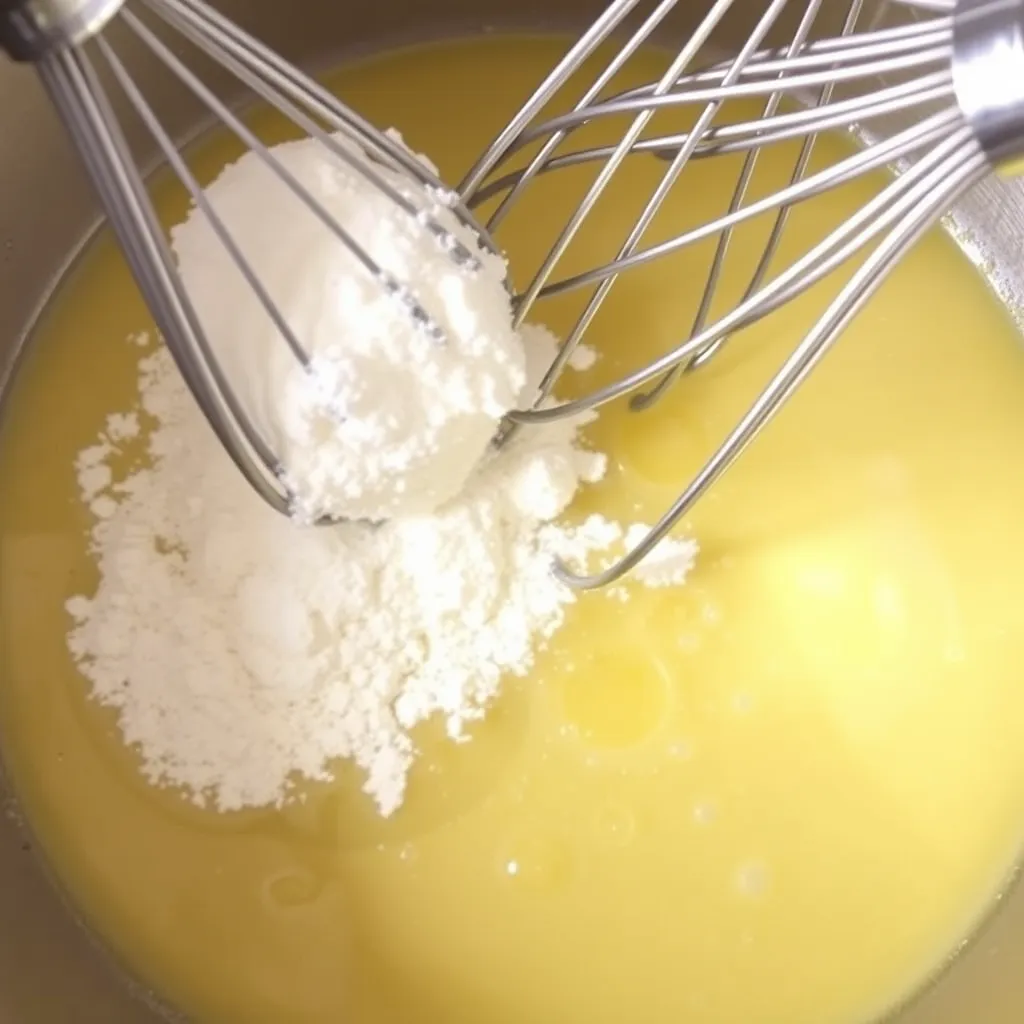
[4,34,1024,1024]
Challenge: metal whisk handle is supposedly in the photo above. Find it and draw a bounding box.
[953,0,1024,172]
[0,0,122,60]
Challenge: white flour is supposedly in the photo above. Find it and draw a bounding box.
[65,133,698,818]
[170,132,525,523]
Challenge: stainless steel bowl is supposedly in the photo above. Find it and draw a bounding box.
[4,1,1024,1020]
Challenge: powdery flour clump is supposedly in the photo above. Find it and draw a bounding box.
[65,131,699,818]
[170,131,525,523]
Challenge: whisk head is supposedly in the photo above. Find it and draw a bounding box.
[460,0,1023,588]
[0,0,504,521]
[4,0,1024,588]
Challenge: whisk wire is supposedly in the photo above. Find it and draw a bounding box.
[500,0,796,450]
[520,0,761,323]
[96,35,318,372]
[505,114,976,427]
[7,0,519,524]
[143,0,482,271]
[468,71,954,209]
[526,107,963,302]
[166,0,497,249]
[632,0,840,409]
[548,0,798,364]
[121,7,449,344]
[37,43,288,510]
[485,0,681,233]
[553,129,988,588]
[459,0,645,197]
[672,16,955,71]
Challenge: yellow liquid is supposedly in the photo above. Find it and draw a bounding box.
[4,34,1024,1024]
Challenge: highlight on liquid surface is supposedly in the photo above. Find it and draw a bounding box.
[4,34,1024,1024]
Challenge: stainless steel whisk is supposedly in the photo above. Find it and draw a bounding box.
[461,0,1024,588]
[0,0,499,519]
[2,0,1023,590]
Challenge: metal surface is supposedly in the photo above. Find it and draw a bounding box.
[3,0,1024,1020]
[0,0,124,60]
[952,0,1024,170]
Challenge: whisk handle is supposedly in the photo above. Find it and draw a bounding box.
[0,0,122,60]
[953,0,1024,173]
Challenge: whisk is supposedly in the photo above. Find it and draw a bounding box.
[1,0,1021,591]
[0,0,500,519]
[458,0,1023,587]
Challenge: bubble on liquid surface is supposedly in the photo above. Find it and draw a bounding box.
[263,866,323,910]
[730,691,754,715]
[667,739,693,761]
[558,650,671,749]
[734,860,770,899]
[496,831,572,892]
[397,841,419,864]
[677,632,701,653]
[701,602,721,626]
[593,802,637,848]
[618,397,709,486]
[692,801,717,826]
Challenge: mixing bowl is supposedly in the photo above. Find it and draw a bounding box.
[3,0,1024,1020]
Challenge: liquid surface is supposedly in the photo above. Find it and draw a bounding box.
[5,35,1024,1024]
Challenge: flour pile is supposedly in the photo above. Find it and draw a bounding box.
[171,131,525,523]
[65,131,698,817]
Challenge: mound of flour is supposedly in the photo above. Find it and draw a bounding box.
[171,131,525,523]
[65,130,698,817]
[67,321,695,815]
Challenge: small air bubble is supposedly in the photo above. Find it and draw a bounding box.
[692,801,716,825]
[731,692,753,715]
[594,803,636,847]
[735,860,770,898]
[677,633,699,653]
[668,740,693,761]
[701,603,721,626]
